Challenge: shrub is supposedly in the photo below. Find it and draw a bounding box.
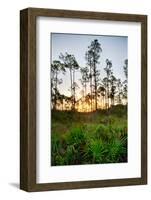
[66,127,86,146]
[94,124,111,141]
[87,139,107,163]
[64,144,77,165]
[55,155,65,165]
[51,110,128,165]
[106,138,127,163]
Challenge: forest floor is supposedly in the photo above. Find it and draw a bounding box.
[51,105,127,166]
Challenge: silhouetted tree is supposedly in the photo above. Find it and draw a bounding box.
[51,60,65,109]
[104,59,112,108]
[102,77,108,109]
[98,86,106,108]
[123,59,128,104]
[85,50,93,111]
[59,53,79,110]
[117,78,123,104]
[86,39,102,110]
[80,66,89,97]
[123,59,128,79]
[110,74,117,106]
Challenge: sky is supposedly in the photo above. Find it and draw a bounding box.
[51,33,128,97]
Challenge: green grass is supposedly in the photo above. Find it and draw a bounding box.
[51,105,127,166]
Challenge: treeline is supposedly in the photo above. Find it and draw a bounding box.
[51,39,128,112]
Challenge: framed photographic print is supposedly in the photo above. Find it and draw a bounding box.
[20,8,147,191]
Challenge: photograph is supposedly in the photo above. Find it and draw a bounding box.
[51,33,128,166]
[20,8,147,191]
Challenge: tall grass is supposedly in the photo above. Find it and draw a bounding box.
[51,117,127,166]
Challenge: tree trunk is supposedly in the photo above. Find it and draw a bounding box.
[54,71,58,110]
[73,69,76,110]
[94,70,97,110]
[107,76,110,109]
[69,68,73,110]
[90,66,92,112]
[84,82,87,98]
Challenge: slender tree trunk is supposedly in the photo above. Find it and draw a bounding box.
[69,68,73,110]
[70,68,72,96]
[103,96,105,109]
[101,96,103,109]
[110,97,112,106]
[118,87,121,104]
[73,69,76,110]
[90,66,92,112]
[113,95,114,106]
[54,71,58,110]
[106,88,108,109]
[51,73,54,109]
[94,64,97,110]
[84,82,86,98]
[82,85,84,111]
[107,76,109,109]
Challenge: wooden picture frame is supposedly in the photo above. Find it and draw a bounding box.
[20,7,147,192]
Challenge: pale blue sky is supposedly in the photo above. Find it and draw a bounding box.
[51,33,128,97]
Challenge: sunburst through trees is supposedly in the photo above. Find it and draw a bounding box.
[51,39,127,112]
[51,33,128,166]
